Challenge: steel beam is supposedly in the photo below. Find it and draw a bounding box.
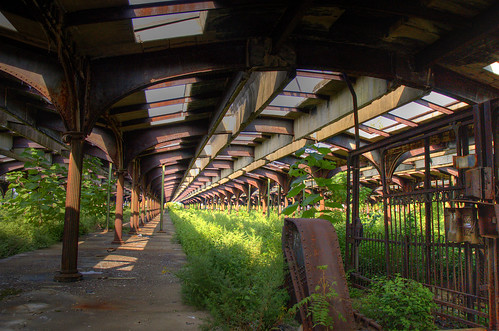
[173,70,294,199]
[183,83,426,201]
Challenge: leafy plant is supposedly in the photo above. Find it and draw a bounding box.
[0,148,113,258]
[289,265,343,330]
[282,145,344,222]
[170,208,288,330]
[361,274,437,330]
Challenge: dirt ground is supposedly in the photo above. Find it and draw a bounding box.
[0,214,209,331]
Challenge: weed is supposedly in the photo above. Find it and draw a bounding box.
[170,208,288,330]
[361,274,437,330]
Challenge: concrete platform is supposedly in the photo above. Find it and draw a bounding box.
[0,214,208,330]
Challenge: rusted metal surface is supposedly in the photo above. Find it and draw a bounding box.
[112,171,125,244]
[346,102,499,328]
[55,135,84,282]
[283,218,355,330]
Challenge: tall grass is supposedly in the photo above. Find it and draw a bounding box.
[170,208,289,330]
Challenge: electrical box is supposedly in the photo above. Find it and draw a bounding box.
[465,167,494,200]
[444,207,480,244]
[477,204,499,238]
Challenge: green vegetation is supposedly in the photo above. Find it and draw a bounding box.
[359,275,437,330]
[282,144,344,222]
[0,148,113,259]
[170,208,288,330]
[289,265,342,330]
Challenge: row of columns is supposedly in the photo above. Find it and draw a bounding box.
[55,141,165,281]
[186,177,294,216]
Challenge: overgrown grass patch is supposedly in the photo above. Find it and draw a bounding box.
[170,208,288,330]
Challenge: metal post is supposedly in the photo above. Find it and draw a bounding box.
[278,185,282,215]
[112,171,125,244]
[247,183,251,212]
[267,178,271,218]
[105,162,112,232]
[424,137,432,285]
[159,164,165,233]
[55,135,84,282]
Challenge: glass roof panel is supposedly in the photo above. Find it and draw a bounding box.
[389,102,430,119]
[145,85,185,103]
[0,12,16,31]
[363,116,397,129]
[284,76,324,93]
[270,95,307,108]
[384,123,406,133]
[148,103,183,117]
[132,12,206,42]
[347,128,378,139]
[422,92,458,107]
[483,62,499,76]
[413,112,441,123]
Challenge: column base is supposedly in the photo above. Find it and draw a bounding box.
[54,271,82,282]
[111,240,125,245]
[157,230,166,233]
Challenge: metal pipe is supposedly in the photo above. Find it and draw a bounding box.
[105,162,112,232]
[112,171,125,244]
[267,178,271,218]
[159,164,165,232]
[247,183,251,212]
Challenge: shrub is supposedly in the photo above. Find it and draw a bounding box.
[362,274,437,330]
[0,149,113,258]
[170,208,288,330]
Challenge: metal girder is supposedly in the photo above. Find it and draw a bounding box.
[183,83,426,201]
[243,118,294,135]
[83,145,112,162]
[0,88,66,153]
[387,143,448,178]
[64,1,289,26]
[416,2,499,68]
[89,41,249,124]
[295,41,498,103]
[174,70,294,199]
[238,175,264,192]
[210,160,233,169]
[119,111,211,131]
[270,0,314,54]
[382,112,418,127]
[110,94,218,116]
[140,150,195,176]
[225,182,248,195]
[219,145,254,158]
[0,160,24,176]
[124,123,206,165]
[251,167,286,187]
[0,39,66,111]
[86,127,118,163]
[202,170,220,177]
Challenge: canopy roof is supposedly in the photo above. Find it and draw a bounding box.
[0,0,497,201]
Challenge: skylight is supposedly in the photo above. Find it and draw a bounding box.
[422,92,457,107]
[285,77,323,93]
[132,11,207,42]
[390,102,431,119]
[148,103,183,117]
[270,95,307,108]
[484,62,499,76]
[0,12,16,31]
[145,85,186,103]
